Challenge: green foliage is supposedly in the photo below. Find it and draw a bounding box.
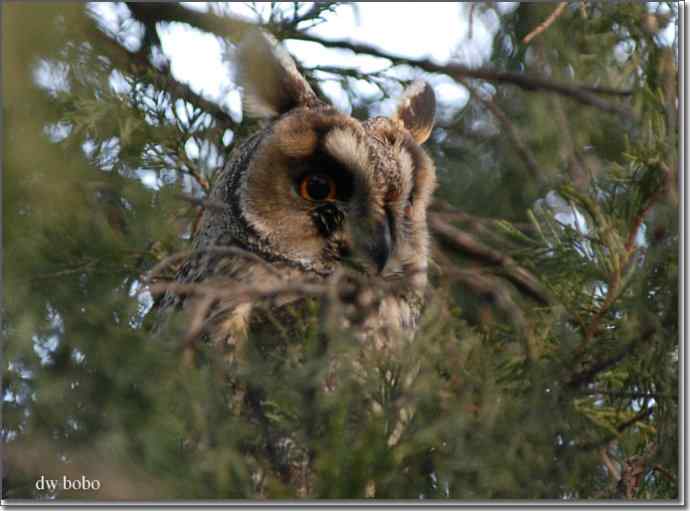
[2,1,679,501]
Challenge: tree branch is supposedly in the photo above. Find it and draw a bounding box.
[429,214,550,305]
[124,2,252,43]
[459,77,541,181]
[467,3,477,40]
[566,326,656,389]
[144,244,285,283]
[82,12,235,131]
[284,32,635,120]
[117,3,634,119]
[652,464,677,483]
[522,3,568,45]
[579,405,655,451]
[600,446,621,481]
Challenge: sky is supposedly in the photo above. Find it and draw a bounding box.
[80,1,516,191]
[88,2,516,122]
[87,2,676,122]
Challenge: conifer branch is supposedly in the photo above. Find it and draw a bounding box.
[522,3,568,45]
[125,2,253,43]
[145,244,285,283]
[579,168,667,349]
[578,405,655,451]
[82,14,236,131]
[283,33,635,119]
[567,326,656,389]
[117,4,634,118]
[459,78,541,181]
[652,464,677,483]
[429,214,550,305]
[600,446,621,481]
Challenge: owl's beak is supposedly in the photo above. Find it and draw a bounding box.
[366,218,392,273]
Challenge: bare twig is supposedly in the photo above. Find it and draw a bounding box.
[431,200,537,233]
[652,464,677,483]
[459,78,541,181]
[174,193,230,213]
[182,293,217,349]
[438,257,536,362]
[125,2,252,42]
[567,326,656,389]
[580,269,621,348]
[579,84,633,97]
[614,405,654,434]
[144,244,284,283]
[522,3,568,45]
[149,279,327,303]
[579,405,655,451]
[579,1,588,19]
[285,1,340,30]
[180,161,211,193]
[624,167,671,253]
[585,390,677,400]
[618,455,647,498]
[551,93,591,188]
[306,64,397,86]
[467,3,477,40]
[616,442,657,498]
[577,168,667,350]
[431,211,529,251]
[429,214,550,305]
[600,445,621,481]
[82,13,235,131]
[30,259,98,282]
[285,32,635,120]
[149,262,422,305]
[116,3,634,118]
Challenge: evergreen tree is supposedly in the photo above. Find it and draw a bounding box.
[3,2,679,500]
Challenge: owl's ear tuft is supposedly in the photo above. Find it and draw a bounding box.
[237,30,320,118]
[391,80,436,144]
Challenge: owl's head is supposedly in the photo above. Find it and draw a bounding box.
[217,32,436,286]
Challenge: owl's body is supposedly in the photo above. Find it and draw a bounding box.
[157,32,437,496]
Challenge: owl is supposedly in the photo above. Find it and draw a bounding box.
[155,31,437,496]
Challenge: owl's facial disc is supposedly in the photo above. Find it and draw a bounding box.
[241,106,435,279]
[230,32,437,284]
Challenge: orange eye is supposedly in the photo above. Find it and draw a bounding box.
[299,173,337,202]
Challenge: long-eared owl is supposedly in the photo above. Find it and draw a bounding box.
[158,30,437,361]
[155,32,437,494]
